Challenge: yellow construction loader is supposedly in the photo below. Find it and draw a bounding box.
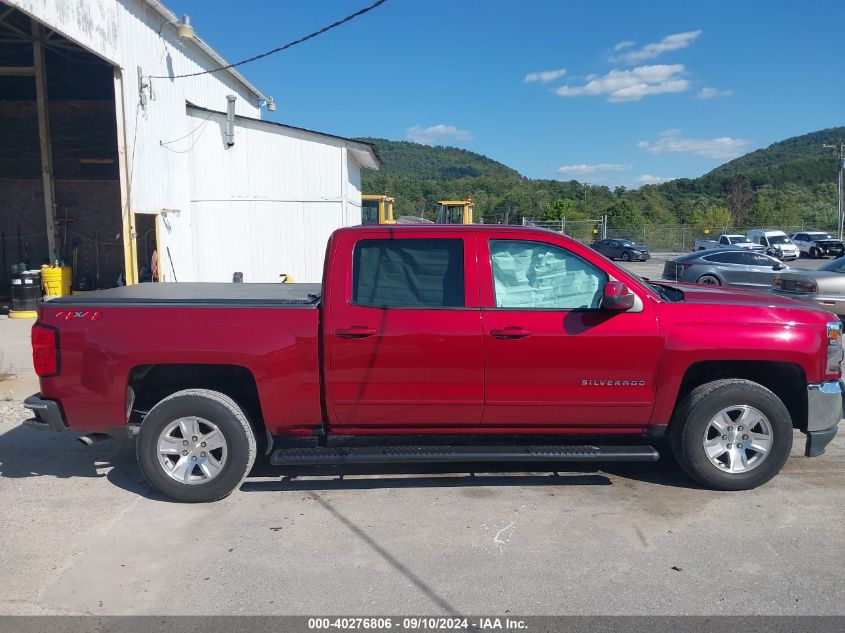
[361,194,395,224]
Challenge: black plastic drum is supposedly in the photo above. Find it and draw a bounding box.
[11,270,42,312]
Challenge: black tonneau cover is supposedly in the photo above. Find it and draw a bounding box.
[47,283,322,307]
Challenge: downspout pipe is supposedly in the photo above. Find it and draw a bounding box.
[225,95,236,147]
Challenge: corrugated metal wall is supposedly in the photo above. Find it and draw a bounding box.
[187,108,364,283]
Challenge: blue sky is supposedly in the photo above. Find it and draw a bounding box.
[168,0,843,188]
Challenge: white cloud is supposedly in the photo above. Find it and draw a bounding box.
[554,64,690,102]
[613,40,636,51]
[634,174,671,185]
[610,30,702,64]
[524,67,567,83]
[637,129,750,159]
[557,163,632,176]
[406,124,472,145]
[697,86,733,99]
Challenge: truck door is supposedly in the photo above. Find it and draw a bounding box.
[325,231,483,429]
[479,235,659,428]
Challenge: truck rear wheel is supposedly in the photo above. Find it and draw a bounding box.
[136,389,256,502]
[670,379,792,490]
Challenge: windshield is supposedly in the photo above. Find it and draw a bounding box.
[619,240,635,246]
[820,258,845,274]
[768,235,792,245]
[808,232,833,240]
[728,235,751,243]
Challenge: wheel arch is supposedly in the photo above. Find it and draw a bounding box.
[128,364,265,436]
[670,360,807,431]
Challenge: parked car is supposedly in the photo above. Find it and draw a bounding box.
[772,256,845,320]
[693,234,765,252]
[23,225,842,501]
[789,231,845,259]
[662,248,788,290]
[746,229,800,260]
[591,238,650,261]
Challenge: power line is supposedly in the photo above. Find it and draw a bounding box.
[149,0,387,80]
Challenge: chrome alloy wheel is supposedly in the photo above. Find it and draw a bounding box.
[157,417,227,484]
[702,405,773,473]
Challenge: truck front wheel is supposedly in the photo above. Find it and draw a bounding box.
[670,379,792,490]
[136,389,257,502]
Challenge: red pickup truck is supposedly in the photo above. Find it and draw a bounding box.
[23,225,844,502]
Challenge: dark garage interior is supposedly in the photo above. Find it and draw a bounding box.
[0,1,125,309]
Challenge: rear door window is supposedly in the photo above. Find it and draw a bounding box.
[352,238,465,308]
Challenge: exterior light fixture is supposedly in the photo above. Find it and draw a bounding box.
[259,97,277,112]
[177,15,194,39]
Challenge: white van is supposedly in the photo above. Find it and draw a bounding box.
[746,229,800,260]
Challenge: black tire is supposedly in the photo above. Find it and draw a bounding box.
[136,389,257,502]
[670,379,793,490]
[696,274,720,286]
[621,251,632,262]
[810,247,819,259]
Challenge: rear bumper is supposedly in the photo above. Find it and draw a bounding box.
[804,380,843,457]
[22,394,67,433]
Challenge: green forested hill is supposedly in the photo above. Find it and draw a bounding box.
[359,128,843,232]
[357,138,521,180]
[709,127,844,177]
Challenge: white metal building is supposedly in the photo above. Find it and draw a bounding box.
[0,0,379,292]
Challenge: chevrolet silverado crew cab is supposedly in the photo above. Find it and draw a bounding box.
[23,226,844,502]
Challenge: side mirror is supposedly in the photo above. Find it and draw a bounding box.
[773,263,786,270]
[602,281,635,311]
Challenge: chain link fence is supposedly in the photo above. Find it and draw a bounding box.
[519,219,840,253]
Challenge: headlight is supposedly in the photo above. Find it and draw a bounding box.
[826,321,843,376]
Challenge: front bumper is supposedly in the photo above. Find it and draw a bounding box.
[804,380,844,457]
[22,394,67,433]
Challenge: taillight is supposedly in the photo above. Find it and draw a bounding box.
[795,280,818,293]
[772,279,782,290]
[32,323,59,377]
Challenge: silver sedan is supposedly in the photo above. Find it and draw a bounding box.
[772,257,845,319]
[662,248,788,290]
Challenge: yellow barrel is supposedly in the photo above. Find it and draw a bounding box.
[41,265,72,297]
[8,309,37,319]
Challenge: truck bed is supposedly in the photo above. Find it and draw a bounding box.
[45,283,322,307]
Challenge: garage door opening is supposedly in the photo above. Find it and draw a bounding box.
[0,2,125,308]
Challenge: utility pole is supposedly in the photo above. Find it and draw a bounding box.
[583,182,590,214]
[823,142,845,240]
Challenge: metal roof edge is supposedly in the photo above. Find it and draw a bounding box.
[143,0,266,101]
[186,103,382,168]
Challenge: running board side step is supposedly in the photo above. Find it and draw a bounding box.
[270,444,659,466]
